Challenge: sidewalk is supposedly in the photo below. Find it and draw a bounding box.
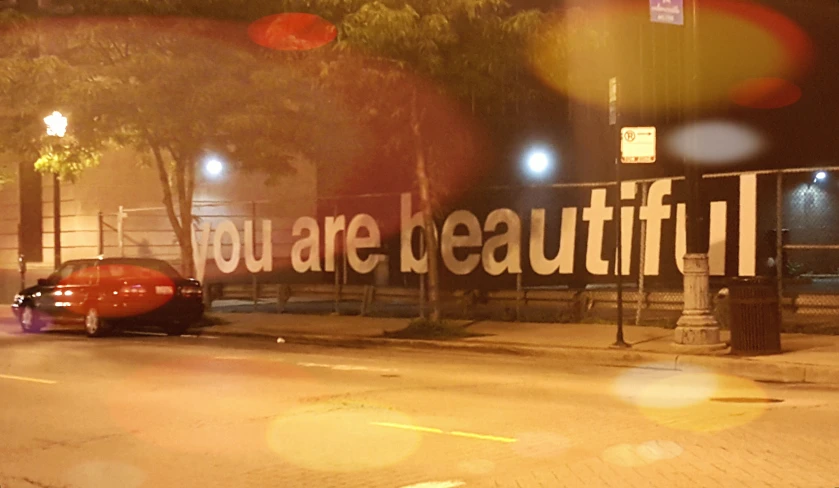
[198,312,839,385]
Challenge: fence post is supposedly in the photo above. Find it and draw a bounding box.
[97,211,104,256]
[117,206,126,257]
[775,172,784,319]
[635,182,649,326]
[333,203,340,315]
[419,230,426,319]
[252,201,258,312]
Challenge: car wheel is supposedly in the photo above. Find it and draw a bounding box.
[19,305,43,333]
[163,322,190,337]
[84,308,109,338]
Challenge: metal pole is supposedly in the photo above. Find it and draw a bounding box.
[775,172,784,320]
[117,206,125,257]
[333,204,340,315]
[97,211,104,256]
[515,272,523,322]
[636,182,649,326]
[53,174,61,268]
[252,201,258,313]
[610,76,628,348]
[419,229,427,319]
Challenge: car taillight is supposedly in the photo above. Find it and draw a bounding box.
[180,285,202,297]
[120,285,147,296]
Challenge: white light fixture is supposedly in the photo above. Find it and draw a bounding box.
[523,146,555,178]
[204,158,224,178]
[815,171,827,182]
[44,111,68,137]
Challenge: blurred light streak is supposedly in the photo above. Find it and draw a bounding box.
[247,13,337,51]
[731,77,802,109]
[665,119,765,164]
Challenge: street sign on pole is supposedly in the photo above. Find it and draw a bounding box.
[621,127,657,163]
[650,0,684,25]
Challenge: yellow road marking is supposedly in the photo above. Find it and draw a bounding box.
[0,374,57,385]
[370,421,516,443]
[449,430,517,443]
[370,422,444,434]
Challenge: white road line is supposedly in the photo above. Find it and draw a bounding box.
[296,362,397,373]
[124,331,167,337]
[0,373,57,385]
[398,482,466,488]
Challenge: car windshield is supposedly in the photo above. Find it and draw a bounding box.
[100,259,183,279]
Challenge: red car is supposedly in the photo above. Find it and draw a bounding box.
[11,257,204,337]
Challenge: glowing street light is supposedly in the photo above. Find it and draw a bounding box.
[43,110,67,269]
[523,146,555,179]
[44,111,68,137]
[815,171,827,182]
[204,157,225,179]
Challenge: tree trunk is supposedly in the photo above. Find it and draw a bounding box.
[149,142,195,278]
[411,92,441,322]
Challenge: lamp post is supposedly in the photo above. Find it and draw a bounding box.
[44,111,67,269]
[673,0,723,349]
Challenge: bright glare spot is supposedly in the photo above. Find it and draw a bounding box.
[204,158,224,178]
[666,120,765,164]
[66,461,146,488]
[636,440,684,462]
[524,147,554,177]
[815,171,827,181]
[44,111,68,137]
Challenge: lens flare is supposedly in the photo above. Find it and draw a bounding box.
[665,120,766,164]
[731,77,802,109]
[615,366,773,433]
[248,13,337,51]
[529,1,813,112]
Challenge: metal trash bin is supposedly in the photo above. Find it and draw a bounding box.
[728,277,781,355]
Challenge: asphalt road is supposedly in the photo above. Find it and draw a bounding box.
[1,322,839,488]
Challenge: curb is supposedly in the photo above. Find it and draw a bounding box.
[197,327,839,386]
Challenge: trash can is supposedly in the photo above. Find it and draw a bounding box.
[728,277,781,355]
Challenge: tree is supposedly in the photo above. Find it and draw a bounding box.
[0,13,352,275]
[320,0,546,322]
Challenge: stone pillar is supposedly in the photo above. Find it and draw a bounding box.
[675,253,724,347]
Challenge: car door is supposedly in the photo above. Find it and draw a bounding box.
[57,261,97,320]
[33,262,77,319]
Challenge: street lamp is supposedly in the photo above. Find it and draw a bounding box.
[203,157,225,179]
[522,146,555,180]
[44,111,67,269]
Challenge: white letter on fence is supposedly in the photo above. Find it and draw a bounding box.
[244,219,272,273]
[291,217,321,273]
[530,207,577,275]
[583,189,613,275]
[440,210,482,275]
[739,173,757,276]
[191,221,211,282]
[482,209,522,276]
[400,192,427,273]
[347,214,381,274]
[213,220,241,274]
[675,201,728,275]
[614,182,636,276]
[639,179,672,276]
[324,215,346,272]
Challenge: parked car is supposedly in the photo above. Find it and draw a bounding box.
[11,257,204,337]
